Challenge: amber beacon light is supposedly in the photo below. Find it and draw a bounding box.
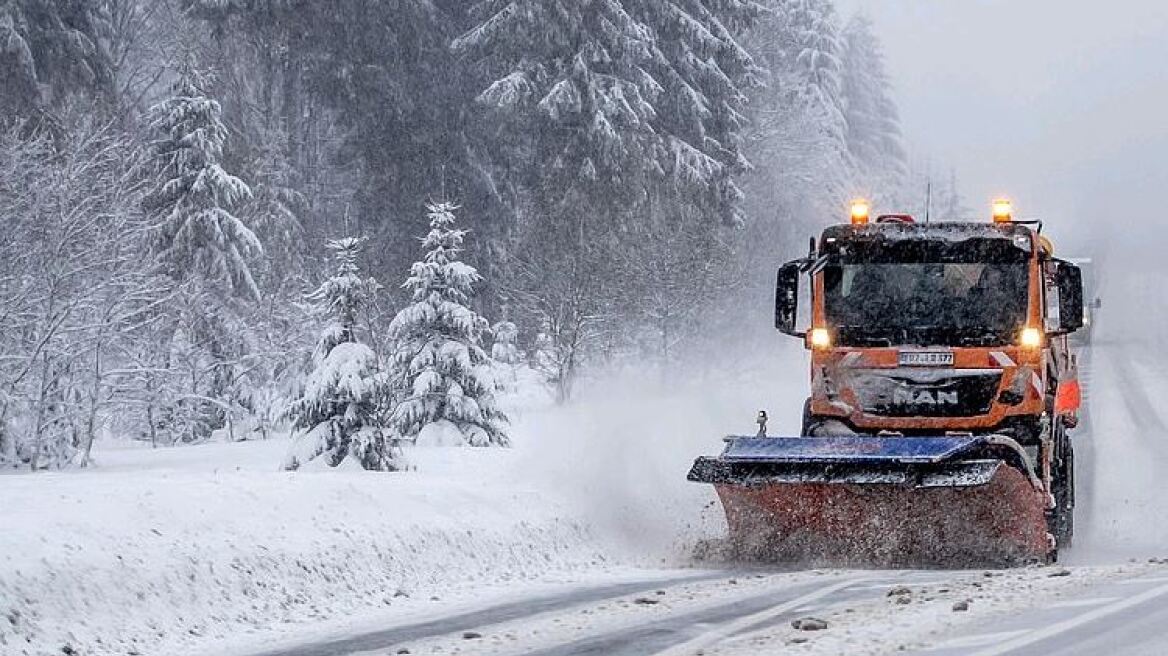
[992,198,1013,223]
[850,199,871,225]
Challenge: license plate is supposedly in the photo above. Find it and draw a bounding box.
[898,351,954,367]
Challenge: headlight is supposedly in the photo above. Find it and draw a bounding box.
[1019,327,1044,348]
[810,328,832,349]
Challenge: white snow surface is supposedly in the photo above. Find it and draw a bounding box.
[0,438,614,656]
[0,343,814,656]
[0,357,795,656]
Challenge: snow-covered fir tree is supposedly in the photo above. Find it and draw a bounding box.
[840,14,907,186]
[740,0,853,232]
[631,0,763,227]
[142,63,267,444]
[455,0,761,227]
[747,0,851,200]
[386,202,508,447]
[490,319,523,391]
[284,237,397,471]
[0,1,112,118]
[455,0,762,381]
[453,0,662,231]
[146,63,261,299]
[791,0,851,191]
[793,1,846,126]
[490,320,521,366]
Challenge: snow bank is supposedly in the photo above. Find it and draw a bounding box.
[0,439,608,656]
[0,345,810,656]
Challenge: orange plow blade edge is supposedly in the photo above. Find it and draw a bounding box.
[689,436,1051,566]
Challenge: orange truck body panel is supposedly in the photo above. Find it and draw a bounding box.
[807,346,1049,431]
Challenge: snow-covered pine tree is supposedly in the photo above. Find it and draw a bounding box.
[284,237,397,471]
[386,202,508,447]
[791,0,851,186]
[490,320,521,366]
[142,63,266,443]
[244,121,305,281]
[453,0,660,214]
[740,0,854,219]
[840,13,907,185]
[629,0,764,226]
[794,2,846,123]
[455,0,762,227]
[456,0,761,380]
[146,62,261,299]
[490,319,522,392]
[0,1,113,118]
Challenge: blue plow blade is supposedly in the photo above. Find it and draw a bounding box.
[689,435,1003,487]
[720,435,986,465]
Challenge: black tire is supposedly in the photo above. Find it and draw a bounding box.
[800,398,814,436]
[1049,422,1075,548]
[1059,445,1075,547]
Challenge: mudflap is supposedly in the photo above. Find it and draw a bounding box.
[690,436,1051,567]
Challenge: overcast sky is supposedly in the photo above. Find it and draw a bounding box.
[836,1,1168,254]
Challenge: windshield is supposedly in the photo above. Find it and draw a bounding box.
[823,261,1029,347]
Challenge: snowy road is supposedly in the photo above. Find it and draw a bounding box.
[241,570,924,655]
[245,572,727,656]
[518,573,876,656]
[240,564,1168,655]
[918,570,1168,656]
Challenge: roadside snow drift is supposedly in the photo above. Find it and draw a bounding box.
[0,355,805,656]
[0,439,608,656]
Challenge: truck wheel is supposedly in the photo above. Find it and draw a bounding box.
[801,399,855,437]
[800,398,814,436]
[1050,423,1075,548]
[1058,446,1075,547]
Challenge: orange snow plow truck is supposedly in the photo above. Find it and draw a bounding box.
[690,199,1085,565]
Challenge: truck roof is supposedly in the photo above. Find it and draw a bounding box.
[821,221,1034,244]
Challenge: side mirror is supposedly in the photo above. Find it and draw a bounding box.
[1056,262,1084,334]
[775,261,805,336]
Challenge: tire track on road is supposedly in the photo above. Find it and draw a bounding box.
[520,574,903,656]
[965,581,1168,656]
[249,572,727,656]
[915,570,1168,656]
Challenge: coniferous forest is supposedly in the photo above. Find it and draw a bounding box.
[0,0,959,470]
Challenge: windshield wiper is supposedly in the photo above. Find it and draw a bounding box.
[835,325,1014,349]
[835,327,893,347]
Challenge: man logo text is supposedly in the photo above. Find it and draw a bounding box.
[894,389,958,405]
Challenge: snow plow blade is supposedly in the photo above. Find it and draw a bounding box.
[689,436,1051,565]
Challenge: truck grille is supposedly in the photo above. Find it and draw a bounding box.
[849,370,1002,418]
